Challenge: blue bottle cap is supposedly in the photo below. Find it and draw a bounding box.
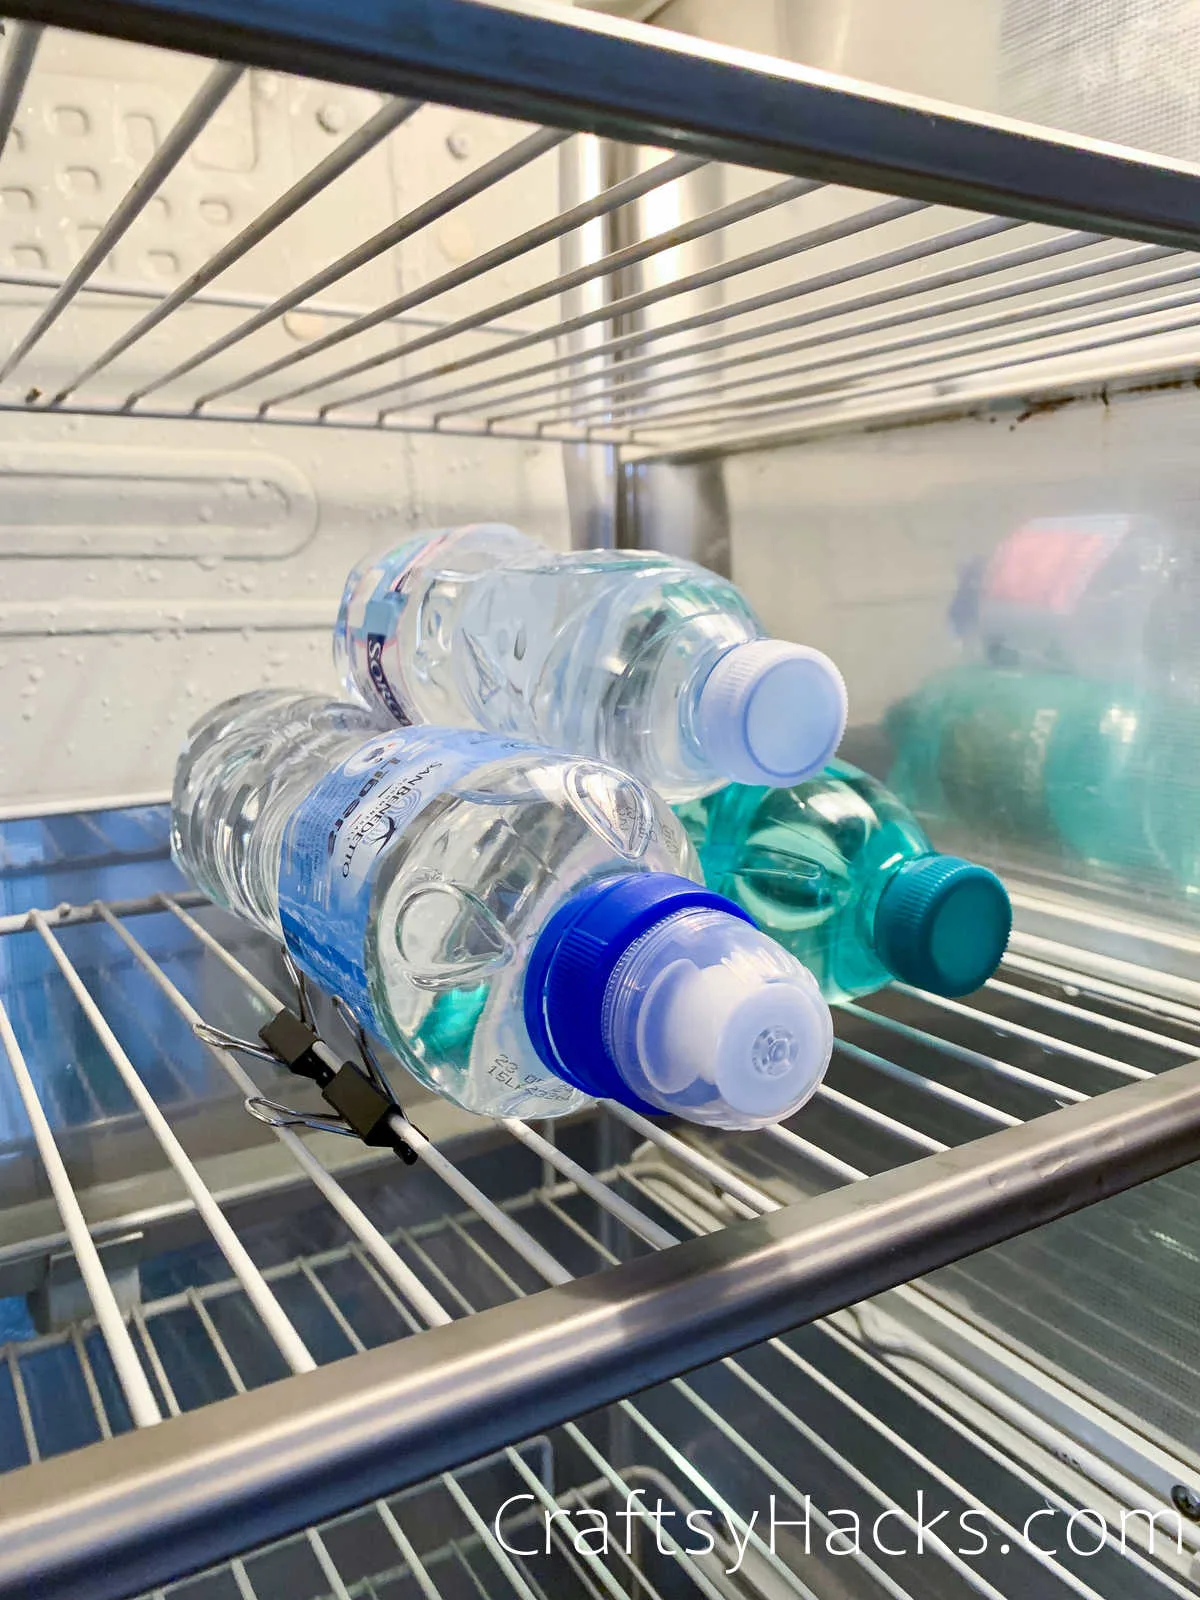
[523,873,753,1113]
[873,855,1012,997]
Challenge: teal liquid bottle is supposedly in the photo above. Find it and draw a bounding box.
[885,665,1200,892]
[674,760,1011,1003]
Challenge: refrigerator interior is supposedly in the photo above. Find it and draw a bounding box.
[3,4,1200,1598]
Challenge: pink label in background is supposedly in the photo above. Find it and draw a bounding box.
[983,519,1128,615]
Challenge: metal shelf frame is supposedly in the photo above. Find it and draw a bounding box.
[3,6,1200,1594]
[9,0,1200,245]
[0,5,1199,455]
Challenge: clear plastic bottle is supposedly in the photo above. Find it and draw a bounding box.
[333,523,848,802]
[675,758,1011,1003]
[172,690,833,1128]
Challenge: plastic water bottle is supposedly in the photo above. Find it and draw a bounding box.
[333,523,848,802]
[675,758,1011,1002]
[886,664,1200,890]
[172,690,833,1128]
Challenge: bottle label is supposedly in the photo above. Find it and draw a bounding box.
[277,725,535,1030]
[365,632,408,724]
[345,532,450,718]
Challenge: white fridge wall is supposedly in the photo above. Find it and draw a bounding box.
[0,33,570,811]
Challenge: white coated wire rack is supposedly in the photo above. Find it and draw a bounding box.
[3,805,1200,1599]
[4,18,1200,459]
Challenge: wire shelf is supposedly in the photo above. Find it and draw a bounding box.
[4,6,1200,1591]
[2,803,1200,1598]
[2,14,1200,457]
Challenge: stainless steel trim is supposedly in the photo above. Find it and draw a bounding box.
[12,0,1200,251]
[3,1053,1200,1600]
[558,134,622,552]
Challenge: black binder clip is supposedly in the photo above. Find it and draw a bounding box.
[193,950,421,1165]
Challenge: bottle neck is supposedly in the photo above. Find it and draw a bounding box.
[678,640,747,770]
[524,872,834,1129]
[864,850,915,973]
[523,874,746,1112]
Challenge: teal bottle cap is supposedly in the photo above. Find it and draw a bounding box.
[874,855,1012,997]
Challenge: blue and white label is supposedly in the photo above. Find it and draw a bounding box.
[365,633,408,724]
[346,532,449,720]
[277,725,534,1029]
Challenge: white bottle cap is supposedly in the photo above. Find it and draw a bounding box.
[602,906,833,1129]
[696,641,848,787]
[639,955,832,1118]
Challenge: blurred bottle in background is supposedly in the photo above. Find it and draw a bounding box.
[886,665,1200,893]
[676,760,1011,1003]
[952,513,1200,696]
